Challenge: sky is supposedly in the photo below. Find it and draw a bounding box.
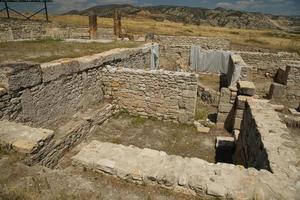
[2,0,300,16]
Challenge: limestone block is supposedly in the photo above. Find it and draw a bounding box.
[237,81,256,96]
[41,59,80,82]
[217,113,227,123]
[0,87,7,97]
[235,109,244,118]
[0,120,54,154]
[215,136,234,149]
[0,62,42,91]
[289,108,300,116]
[233,129,240,141]
[234,118,242,130]
[220,87,231,102]
[270,104,284,112]
[194,121,210,133]
[206,182,227,197]
[218,103,233,113]
[236,95,247,109]
[268,83,286,99]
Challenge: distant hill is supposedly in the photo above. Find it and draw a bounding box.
[64,4,300,31]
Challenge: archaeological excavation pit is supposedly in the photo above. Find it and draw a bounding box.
[0,36,299,199]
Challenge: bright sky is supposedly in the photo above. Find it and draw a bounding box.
[2,0,300,16]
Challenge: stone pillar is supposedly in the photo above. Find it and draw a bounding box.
[89,15,97,39]
[114,10,122,38]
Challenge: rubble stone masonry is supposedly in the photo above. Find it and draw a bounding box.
[102,66,198,123]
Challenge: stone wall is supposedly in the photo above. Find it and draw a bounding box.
[159,45,190,71]
[27,103,118,168]
[239,51,300,77]
[153,35,230,50]
[0,18,114,41]
[0,45,151,127]
[102,66,198,123]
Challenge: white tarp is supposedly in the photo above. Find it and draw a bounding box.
[151,43,159,70]
[190,46,231,74]
[190,46,240,86]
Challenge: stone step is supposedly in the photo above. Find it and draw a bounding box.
[0,120,54,154]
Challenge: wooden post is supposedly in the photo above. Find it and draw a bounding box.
[5,1,10,19]
[89,14,97,39]
[114,10,122,38]
[44,1,49,22]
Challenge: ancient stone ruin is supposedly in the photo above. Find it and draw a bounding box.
[0,32,299,199]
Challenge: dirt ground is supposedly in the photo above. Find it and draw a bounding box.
[0,154,205,200]
[86,113,218,163]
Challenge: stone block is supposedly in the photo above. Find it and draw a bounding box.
[233,129,240,141]
[193,121,210,133]
[0,62,42,91]
[289,108,300,116]
[41,59,80,82]
[237,81,256,96]
[268,83,285,99]
[235,109,244,118]
[234,118,242,130]
[215,136,234,150]
[236,95,247,109]
[217,113,227,123]
[220,87,231,102]
[0,87,7,97]
[270,104,284,112]
[218,103,233,113]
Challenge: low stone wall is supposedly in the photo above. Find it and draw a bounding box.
[0,18,114,41]
[0,45,151,127]
[153,35,230,50]
[239,51,300,77]
[27,103,118,168]
[102,66,198,123]
[234,99,298,174]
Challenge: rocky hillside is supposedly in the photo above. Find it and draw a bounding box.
[65,4,300,31]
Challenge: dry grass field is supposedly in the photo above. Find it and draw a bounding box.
[0,13,299,60]
[0,40,141,63]
[49,14,300,54]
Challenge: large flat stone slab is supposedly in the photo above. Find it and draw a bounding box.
[72,140,277,199]
[0,120,54,154]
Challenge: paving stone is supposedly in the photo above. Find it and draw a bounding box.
[237,81,256,96]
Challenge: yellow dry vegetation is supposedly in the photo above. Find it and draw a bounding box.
[1,13,299,54]
[51,15,300,54]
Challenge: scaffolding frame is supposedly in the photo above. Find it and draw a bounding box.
[0,0,53,21]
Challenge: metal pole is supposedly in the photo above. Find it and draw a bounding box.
[44,1,48,22]
[5,1,10,19]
